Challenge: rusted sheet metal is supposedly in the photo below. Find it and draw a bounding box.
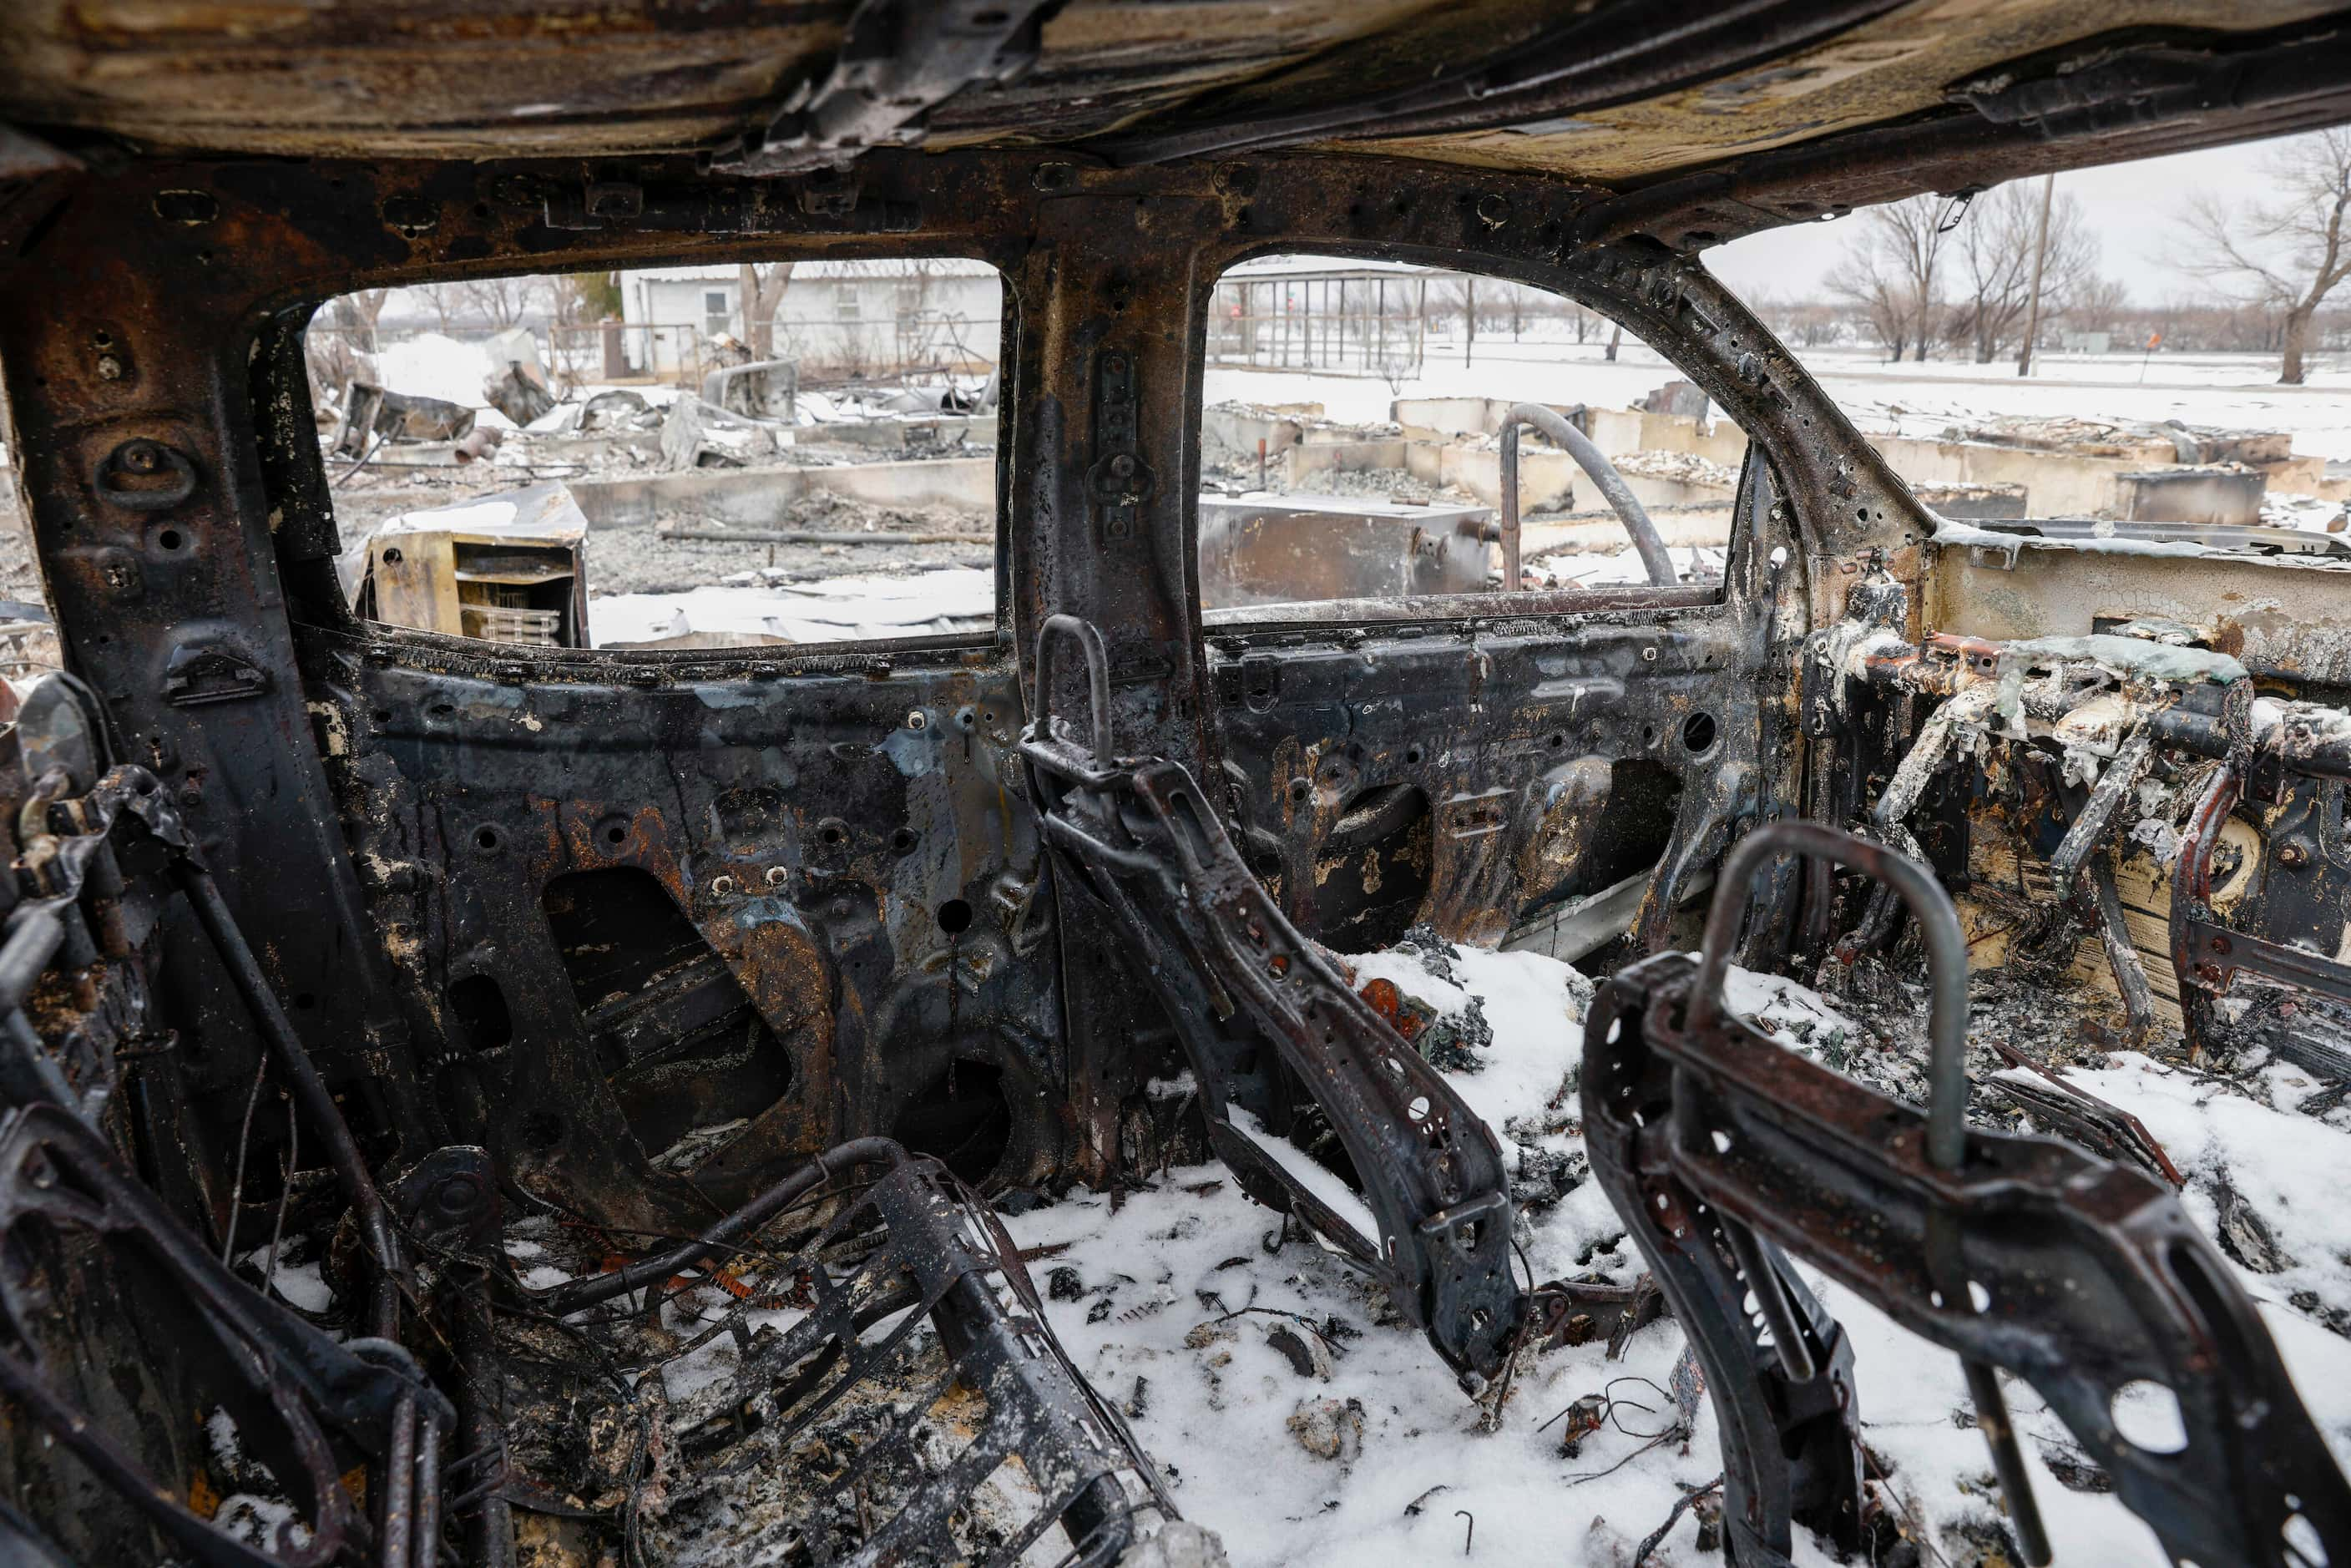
[12,3,2351,254]
[306,625,1057,1231]
[1925,533,2351,687]
[1197,492,1496,608]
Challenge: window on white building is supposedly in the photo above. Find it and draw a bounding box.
[835,284,861,321]
[703,289,732,336]
[896,281,922,320]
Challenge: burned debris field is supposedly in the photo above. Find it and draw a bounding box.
[8,4,2351,1566]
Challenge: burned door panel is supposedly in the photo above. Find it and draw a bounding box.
[1206,462,1797,956]
[301,629,1059,1228]
[1207,610,1760,949]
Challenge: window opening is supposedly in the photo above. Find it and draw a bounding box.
[301,260,1004,650]
[1198,254,1748,621]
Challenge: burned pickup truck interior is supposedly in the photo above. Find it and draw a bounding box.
[4,3,2351,1565]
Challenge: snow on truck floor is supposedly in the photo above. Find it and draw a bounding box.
[999,943,2351,1567]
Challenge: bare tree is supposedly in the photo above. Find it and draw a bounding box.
[324,287,393,352]
[408,282,466,335]
[1827,195,1954,362]
[1951,184,2098,362]
[737,263,796,357]
[546,273,619,393]
[551,271,620,326]
[2058,275,2130,341]
[2180,128,2351,384]
[458,276,544,331]
[1826,248,1914,362]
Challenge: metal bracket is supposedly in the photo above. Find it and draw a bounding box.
[164,641,270,706]
[92,438,196,513]
[540,174,915,235]
[1084,349,1154,546]
[2182,918,2351,1004]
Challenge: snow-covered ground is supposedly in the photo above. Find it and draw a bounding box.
[1000,943,2351,1567]
[589,566,993,646]
[1207,339,2351,461]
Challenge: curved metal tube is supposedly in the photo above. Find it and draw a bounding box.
[1500,402,1676,588]
[1688,820,1970,1171]
[1682,821,2047,1562]
[1032,613,1114,763]
[176,862,407,1335]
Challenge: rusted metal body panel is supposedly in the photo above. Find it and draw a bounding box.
[1196,493,1494,607]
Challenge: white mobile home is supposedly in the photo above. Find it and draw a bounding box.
[616,259,1002,379]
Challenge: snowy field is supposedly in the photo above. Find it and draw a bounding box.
[1207,339,2351,461]
[999,943,2351,1567]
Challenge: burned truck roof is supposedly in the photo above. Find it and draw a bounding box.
[3,4,2351,1567]
[7,1,2351,243]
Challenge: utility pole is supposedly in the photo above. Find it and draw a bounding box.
[1464,277,1475,367]
[2016,173,2055,377]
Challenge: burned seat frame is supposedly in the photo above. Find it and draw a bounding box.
[476,1133,1176,1567]
[0,721,1167,1565]
[1022,615,1523,1378]
[1585,822,2351,1568]
[0,1101,453,1568]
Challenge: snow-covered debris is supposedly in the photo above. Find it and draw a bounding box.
[997,946,2351,1566]
[589,567,993,647]
[375,332,493,407]
[1534,544,1727,589]
[1608,448,1741,488]
[2261,491,2348,533]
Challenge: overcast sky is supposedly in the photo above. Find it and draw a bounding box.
[1707,134,2313,306]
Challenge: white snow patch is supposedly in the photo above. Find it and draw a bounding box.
[590,568,993,647]
[1228,1104,1380,1247]
[396,498,516,533]
[375,332,493,408]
